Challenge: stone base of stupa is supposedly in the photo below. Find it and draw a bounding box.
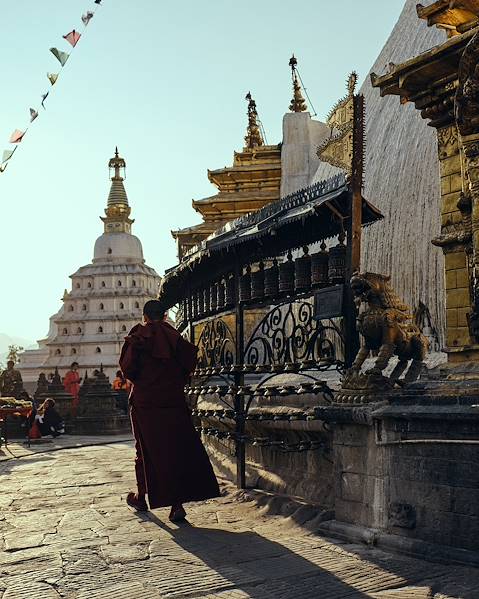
[72,413,131,436]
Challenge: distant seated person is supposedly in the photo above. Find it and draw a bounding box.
[35,398,65,438]
[112,370,131,393]
[63,362,81,401]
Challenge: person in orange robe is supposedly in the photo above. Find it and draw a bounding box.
[63,362,81,412]
[120,300,220,522]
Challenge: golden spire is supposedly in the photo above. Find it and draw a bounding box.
[101,148,134,234]
[244,92,264,149]
[289,54,307,113]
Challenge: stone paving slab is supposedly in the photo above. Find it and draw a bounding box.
[1,442,479,598]
[0,434,133,462]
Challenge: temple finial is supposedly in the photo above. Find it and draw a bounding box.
[244,92,264,149]
[289,54,307,113]
[102,149,134,233]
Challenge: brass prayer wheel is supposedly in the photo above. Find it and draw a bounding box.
[279,252,294,295]
[251,262,265,300]
[311,242,329,287]
[264,259,279,298]
[328,233,346,283]
[239,266,251,302]
[294,246,312,292]
[217,280,225,310]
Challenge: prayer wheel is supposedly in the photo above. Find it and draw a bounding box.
[203,287,210,314]
[294,246,312,292]
[239,266,251,302]
[264,259,279,298]
[328,234,347,283]
[311,242,329,287]
[279,253,294,295]
[251,262,265,300]
[197,289,205,317]
[217,280,225,310]
[225,276,235,307]
[210,282,218,312]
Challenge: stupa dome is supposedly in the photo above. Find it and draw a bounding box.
[93,232,144,263]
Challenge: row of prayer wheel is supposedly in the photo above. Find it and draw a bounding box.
[183,239,346,321]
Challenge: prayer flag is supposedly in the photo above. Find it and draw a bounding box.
[47,72,59,85]
[41,92,49,109]
[2,148,16,163]
[63,30,81,48]
[81,11,94,25]
[29,108,38,122]
[9,129,26,143]
[50,47,70,67]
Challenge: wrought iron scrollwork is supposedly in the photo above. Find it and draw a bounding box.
[244,300,344,368]
[197,319,236,369]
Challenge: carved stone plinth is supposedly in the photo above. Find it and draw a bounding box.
[336,371,394,404]
[74,367,130,435]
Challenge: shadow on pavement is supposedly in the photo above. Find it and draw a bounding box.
[141,512,371,598]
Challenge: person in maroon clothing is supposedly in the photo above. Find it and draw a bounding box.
[120,300,220,522]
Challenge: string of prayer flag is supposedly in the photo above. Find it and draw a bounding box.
[1,1,103,175]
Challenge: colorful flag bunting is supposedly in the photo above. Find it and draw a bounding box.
[82,11,94,25]
[1,5,101,175]
[9,130,26,143]
[2,148,16,163]
[47,72,59,85]
[63,30,81,48]
[50,47,70,67]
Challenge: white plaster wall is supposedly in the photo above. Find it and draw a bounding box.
[280,112,331,197]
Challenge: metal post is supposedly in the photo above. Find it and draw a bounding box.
[344,93,365,366]
[233,256,246,489]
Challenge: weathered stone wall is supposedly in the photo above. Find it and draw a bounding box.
[332,412,479,552]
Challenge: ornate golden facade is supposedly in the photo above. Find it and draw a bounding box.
[372,1,479,362]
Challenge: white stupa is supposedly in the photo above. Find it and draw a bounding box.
[19,149,161,387]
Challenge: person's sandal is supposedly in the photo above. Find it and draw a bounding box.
[169,506,186,522]
[126,491,148,512]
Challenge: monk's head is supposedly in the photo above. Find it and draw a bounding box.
[71,361,79,371]
[143,300,167,324]
[6,360,14,370]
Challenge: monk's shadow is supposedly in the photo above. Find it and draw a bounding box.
[138,511,371,598]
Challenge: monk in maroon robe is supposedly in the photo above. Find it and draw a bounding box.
[120,300,220,521]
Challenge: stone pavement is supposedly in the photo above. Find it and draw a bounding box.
[1,441,479,599]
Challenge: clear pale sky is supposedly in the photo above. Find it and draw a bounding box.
[0,0,405,341]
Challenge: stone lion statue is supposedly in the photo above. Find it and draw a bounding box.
[348,272,428,384]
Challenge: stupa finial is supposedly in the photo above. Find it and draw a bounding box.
[289,54,307,113]
[244,92,264,149]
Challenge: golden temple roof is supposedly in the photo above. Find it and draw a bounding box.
[417,0,479,36]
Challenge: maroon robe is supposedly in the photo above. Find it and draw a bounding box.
[119,320,220,509]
